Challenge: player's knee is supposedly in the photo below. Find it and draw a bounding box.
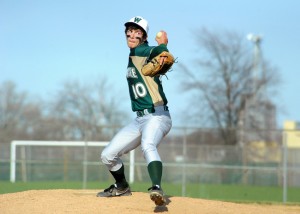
[101,149,122,171]
[100,149,111,165]
[141,144,156,155]
[141,146,161,162]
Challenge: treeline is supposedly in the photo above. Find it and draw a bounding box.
[0,79,128,144]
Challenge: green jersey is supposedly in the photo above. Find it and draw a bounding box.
[126,42,169,112]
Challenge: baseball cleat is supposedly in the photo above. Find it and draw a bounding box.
[97,183,132,197]
[148,185,166,206]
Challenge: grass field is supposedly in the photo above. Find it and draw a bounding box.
[1,181,300,204]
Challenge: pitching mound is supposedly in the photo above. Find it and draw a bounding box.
[0,189,299,214]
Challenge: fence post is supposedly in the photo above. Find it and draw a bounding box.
[21,146,27,182]
[182,128,187,197]
[129,150,135,183]
[10,141,16,183]
[82,142,88,189]
[282,131,288,203]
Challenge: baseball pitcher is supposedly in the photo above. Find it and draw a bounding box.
[97,16,174,206]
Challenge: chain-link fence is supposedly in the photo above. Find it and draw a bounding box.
[1,127,299,202]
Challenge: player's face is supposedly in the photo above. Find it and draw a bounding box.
[126,27,145,48]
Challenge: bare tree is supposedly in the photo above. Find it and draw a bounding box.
[0,77,128,144]
[47,77,128,141]
[0,81,43,144]
[179,28,280,145]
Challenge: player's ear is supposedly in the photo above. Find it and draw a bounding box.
[142,34,148,43]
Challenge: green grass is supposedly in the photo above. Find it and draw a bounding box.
[1,181,300,205]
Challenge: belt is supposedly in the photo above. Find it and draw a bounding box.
[136,108,155,117]
[136,106,169,117]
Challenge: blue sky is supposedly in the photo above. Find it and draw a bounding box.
[1,0,299,128]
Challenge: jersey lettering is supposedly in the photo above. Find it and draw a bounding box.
[132,82,147,99]
[126,67,138,78]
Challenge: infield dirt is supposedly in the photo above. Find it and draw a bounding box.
[1,189,300,214]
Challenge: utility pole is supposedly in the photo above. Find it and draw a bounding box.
[246,33,264,135]
[247,33,263,98]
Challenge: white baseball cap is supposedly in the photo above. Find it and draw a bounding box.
[124,16,149,36]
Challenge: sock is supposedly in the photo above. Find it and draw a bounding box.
[147,161,162,187]
[109,164,128,188]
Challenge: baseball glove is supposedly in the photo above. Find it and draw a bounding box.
[141,51,174,77]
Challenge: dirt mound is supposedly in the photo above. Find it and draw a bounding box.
[0,189,299,214]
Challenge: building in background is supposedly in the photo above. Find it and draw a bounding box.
[284,121,300,148]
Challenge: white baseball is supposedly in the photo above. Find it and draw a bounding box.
[156,31,163,38]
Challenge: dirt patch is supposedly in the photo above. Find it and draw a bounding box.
[0,189,299,214]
